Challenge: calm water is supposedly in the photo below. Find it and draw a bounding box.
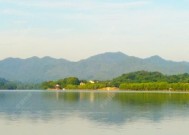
[0,90,189,135]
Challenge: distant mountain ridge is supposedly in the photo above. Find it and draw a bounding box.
[0,52,189,82]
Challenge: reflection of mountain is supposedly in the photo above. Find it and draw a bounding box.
[0,91,189,125]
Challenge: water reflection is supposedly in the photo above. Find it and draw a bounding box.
[0,91,189,125]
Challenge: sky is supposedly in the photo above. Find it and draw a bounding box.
[0,0,189,61]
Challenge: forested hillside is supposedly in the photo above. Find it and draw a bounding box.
[0,78,39,90]
[0,52,189,82]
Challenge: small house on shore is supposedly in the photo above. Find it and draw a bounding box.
[55,84,61,90]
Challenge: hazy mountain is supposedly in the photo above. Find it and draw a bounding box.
[0,52,189,82]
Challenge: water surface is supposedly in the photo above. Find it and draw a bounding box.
[0,90,189,135]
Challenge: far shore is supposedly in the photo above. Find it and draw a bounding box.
[48,87,120,91]
[46,88,189,93]
[2,89,189,94]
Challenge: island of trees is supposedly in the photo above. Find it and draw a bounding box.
[41,71,189,91]
[1,71,189,91]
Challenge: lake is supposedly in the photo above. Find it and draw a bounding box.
[0,90,189,135]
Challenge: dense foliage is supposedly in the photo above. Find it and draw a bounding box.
[41,77,80,89]
[0,78,17,89]
[0,78,40,90]
[41,77,109,90]
[41,71,189,91]
[119,82,189,91]
[111,71,189,86]
[111,71,189,90]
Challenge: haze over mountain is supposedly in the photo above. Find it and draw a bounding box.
[0,52,189,82]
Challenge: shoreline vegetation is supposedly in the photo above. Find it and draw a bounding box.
[45,83,189,91]
[42,71,189,91]
[1,71,189,91]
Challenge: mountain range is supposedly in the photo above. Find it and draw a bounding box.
[0,52,189,82]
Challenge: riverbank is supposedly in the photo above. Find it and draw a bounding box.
[46,88,189,93]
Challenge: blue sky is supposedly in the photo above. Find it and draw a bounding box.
[0,0,189,61]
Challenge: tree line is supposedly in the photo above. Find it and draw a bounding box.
[2,71,189,90]
[41,77,109,90]
[41,71,189,91]
[0,78,40,90]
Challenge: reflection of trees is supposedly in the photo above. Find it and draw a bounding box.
[42,91,115,103]
[1,91,189,125]
[41,91,189,124]
[114,93,189,106]
[43,92,189,107]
